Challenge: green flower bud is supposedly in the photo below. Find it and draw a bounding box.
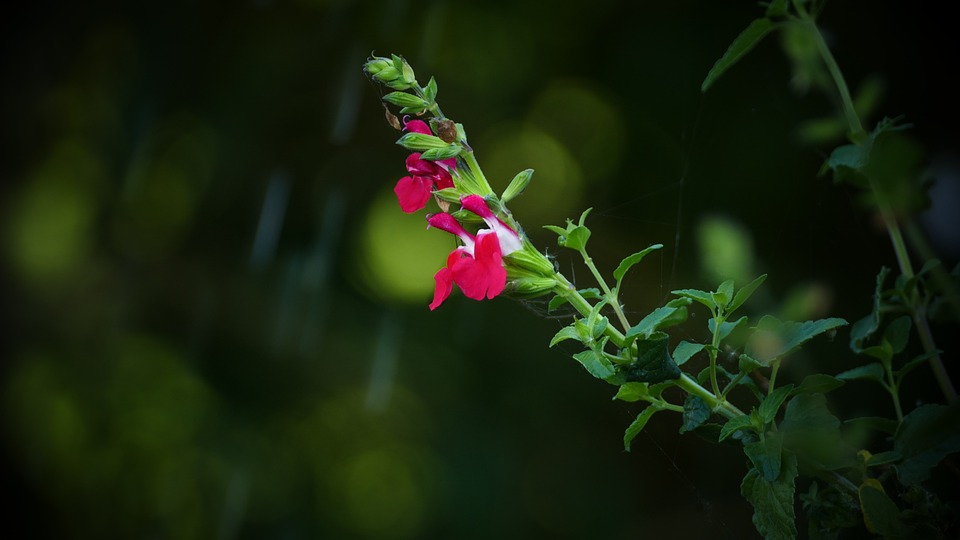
[508,276,558,298]
[501,169,533,204]
[396,132,450,151]
[505,246,556,277]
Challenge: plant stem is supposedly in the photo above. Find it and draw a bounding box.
[579,250,632,332]
[708,314,724,397]
[800,5,957,403]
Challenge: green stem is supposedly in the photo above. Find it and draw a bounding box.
[579,250,632,332]
[552,274,745,420]
[708,314,724,398]
[768,360,781,396]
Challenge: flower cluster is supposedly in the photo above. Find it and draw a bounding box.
[393,119,456,213]
[427,195,523,310]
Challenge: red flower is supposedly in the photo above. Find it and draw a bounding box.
[393,119,457,213]
[426,198,522,310]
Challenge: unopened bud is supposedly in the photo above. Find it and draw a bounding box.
[508,276,558,298]
[505,247,556,277]
[501,169,533,204]
[396,132,451,151]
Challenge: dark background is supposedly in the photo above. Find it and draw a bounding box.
[2,1,958,538]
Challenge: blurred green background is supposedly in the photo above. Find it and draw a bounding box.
[3,1,958,538]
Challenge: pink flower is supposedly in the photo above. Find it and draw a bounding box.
[426,197,522,310]
[404,118,457,170]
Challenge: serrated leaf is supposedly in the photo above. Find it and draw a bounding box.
[791,374,844,395]
[739,353,764,373]
[613,382,649,402]
[679,395,711,434]
[572,350,616,380]
[720,414,756,442]
[702,18,776,92]
[673,341,705,366]
[672,288,716,311]
[729,274,768,314]
[622,334,681,384]
[624,406,657,451]
[779,318,848,356]
[782,394,851,470]
[745,433,783,481]
[741,451,798,540]
[894,402,960,485]
[883,315,911,354]
[835,363,885,383]
[549,326,580,347]
[613,244,663,284]
[714,279,735,310]
[758,385,794,425]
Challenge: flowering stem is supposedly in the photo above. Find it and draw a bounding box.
[552,273,745,419]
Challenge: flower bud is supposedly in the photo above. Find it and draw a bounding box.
[364,54,418,91]
[505,246,557,277]
[501,169,533,204]
[508,276,558,298]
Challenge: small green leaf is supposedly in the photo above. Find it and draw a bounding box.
[720,414,756,442]
[765,0,789,17]
[624,406,657,451]
[729,274,768,314]
[671,288,716,311]
[679,395,711,434]
[613,382,649,402]
[561,226,591,250]
[626,303,688,340]
[423,76,438,103]
[895,349,942,381]
[781,393,840,432]
[758,385,795,425]
[702,18,777,92]
[613,244,663,284]
[860,342,893,363]
[713,279,735,310]
[883,315,911,354]
[836,363,885,383]
[741,451,798,540]
[673,341,705,366]
[549,326,580,347]
[850,267,890,353]
[709,315,748,343]
[547,295,568,312]
[572,350,616,380]
[865,451,902,467]
[543,225,568,237]
[738,353,764,373]
[791,374,844,395]
[745,433,783,481]
[778,318,848,356]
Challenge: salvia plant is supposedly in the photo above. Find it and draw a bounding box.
[364,1,959,538]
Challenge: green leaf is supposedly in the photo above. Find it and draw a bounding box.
[738,353,764,373]
[729,274,768,314]
[423,76,438,103]
[671,288,716,312]
[835,363,885,383]
[741,451,798,540]
[673,341,705,366]
[745,433,783,481]
[758,385,795,425]
[626,302,689,340]
[543,225,568,237]
[572,350,616,380]
[624,406,657,451]
[781,394,851,470]
[859,482,905,537]
[850,267,890,353]
[895,349,942,381]
[778,318,848,356]
[859,342,893,363]
[865,451,902,467]
[781,393,840,432]
[612,382,649,402]
[613,244,663,284]
[549,326,580,347]
[765,0,789,17]
[679,395,711,434]
[621,334,681,384]
[713,279,735,310]
[791,374,844,395]
[702,18,777,92]
[883,315,912,354]
[894,402,960,485]
[720,414,756,442]
[547,295,568,312]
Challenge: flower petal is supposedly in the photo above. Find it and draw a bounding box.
[460,195,523,255]
[451,231,506,300]
[404,119,431,135]
[394,176,432,213]
[427,213,475,252]
[429,267,454,310]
